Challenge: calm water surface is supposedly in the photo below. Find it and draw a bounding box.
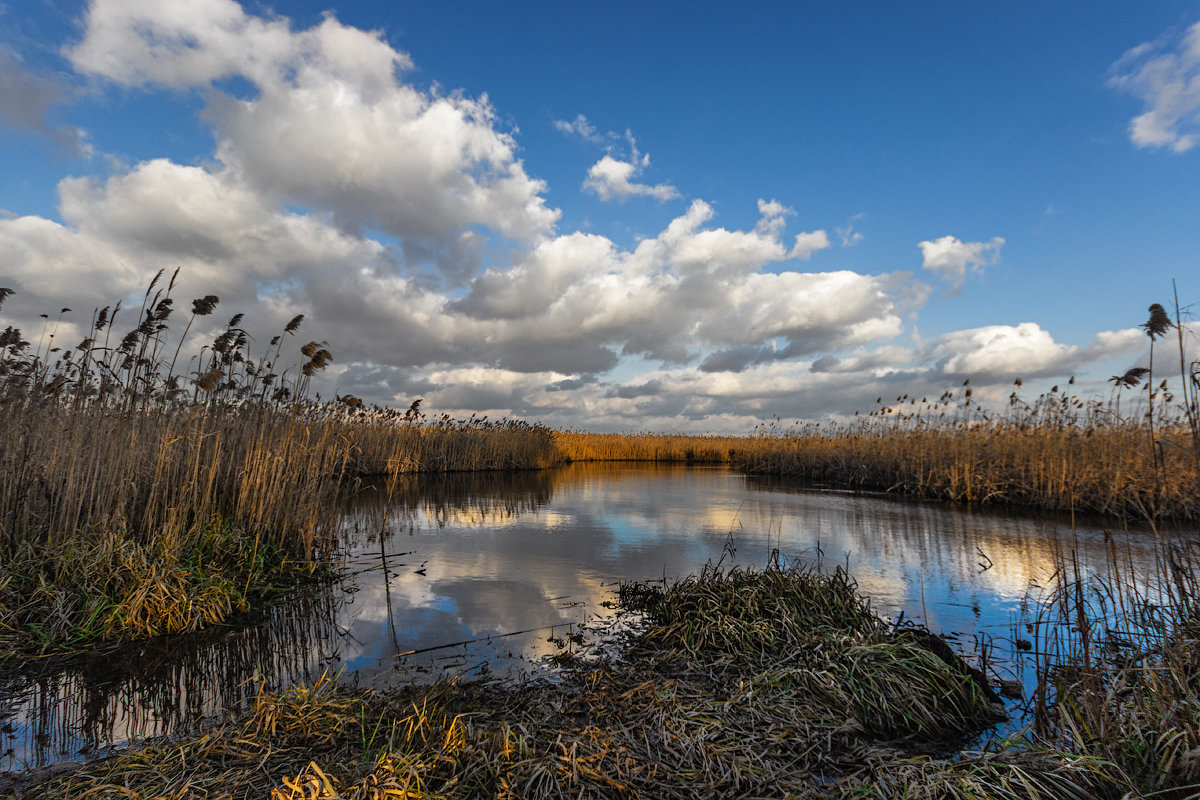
[0,463,1165,771]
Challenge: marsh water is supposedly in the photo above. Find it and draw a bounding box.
[0,463,1166,771]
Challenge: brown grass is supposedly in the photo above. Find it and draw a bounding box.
[736,384,1200,520]
[0,276,557,660]
[551,430,751,463]
[18,563,1021,800]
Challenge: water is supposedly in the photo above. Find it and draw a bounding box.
[0,463,1165,771]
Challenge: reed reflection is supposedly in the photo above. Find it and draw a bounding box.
[1,580,344,770]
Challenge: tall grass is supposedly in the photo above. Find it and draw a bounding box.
[0,274,557,659]
[1027,536,1200,793]
[738,378,1200,520]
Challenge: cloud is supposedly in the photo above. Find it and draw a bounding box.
[927,323,1143,380]
[66,0,559,248]
[810,346,915,374]
[553,113,603,144]
[0,0,1157,433]
[918,235,1004,287]
[583,154,679,202]
[837,223,864,247]
[452,199,891,373]
[753,199,829,259]
[0,46,87,154]
[1109,21,1200,153]
[565,123,679,203]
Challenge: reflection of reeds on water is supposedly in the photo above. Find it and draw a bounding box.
[1,578,344,771]
[17,544,1200,797]
[18,563,1008,799]
[344,470,559,533]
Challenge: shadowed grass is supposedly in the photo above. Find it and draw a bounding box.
[1028,538,1200,795]
[0,519,323,662]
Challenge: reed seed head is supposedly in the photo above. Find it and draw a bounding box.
[1144,303,1173,340]
[191,295,219,316]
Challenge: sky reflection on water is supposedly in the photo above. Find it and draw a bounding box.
[0,463,1164,771]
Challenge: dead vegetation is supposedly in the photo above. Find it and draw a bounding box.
[20,546,1199,799]
[14,562,1022,800]
[0,274,556,661]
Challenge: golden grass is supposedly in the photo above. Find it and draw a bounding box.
[737,388,1200,520]
[551,430,751,463]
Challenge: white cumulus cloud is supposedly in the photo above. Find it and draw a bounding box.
[928,323,1143,380]
[918,235,1004,287]
[583,154,679,203]
[66,0,559,248]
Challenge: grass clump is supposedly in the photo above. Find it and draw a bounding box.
[20,562,1008,799]
[0,518,321,661]
[625,561,1001,744]
[623,561,883,656]
[25,553,1200,798]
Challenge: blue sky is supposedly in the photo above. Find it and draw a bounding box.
[1,1,1198,431]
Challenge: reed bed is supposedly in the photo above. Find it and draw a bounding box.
[1026,535,1200,795]
[553,393,1200,521]
[17,561,1016,800]
[0,275,557,661]
[737,380,1200,520]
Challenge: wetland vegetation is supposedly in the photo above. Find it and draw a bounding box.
[13,549,1199,799]
[2,275,1199,797]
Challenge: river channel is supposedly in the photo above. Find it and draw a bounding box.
[0,462,1167,772]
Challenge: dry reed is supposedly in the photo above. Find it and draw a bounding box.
[737,382,1200,521]
[0,276,557,661]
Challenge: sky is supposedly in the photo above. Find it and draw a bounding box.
[0,0,1198,432]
